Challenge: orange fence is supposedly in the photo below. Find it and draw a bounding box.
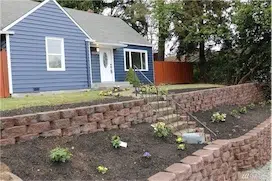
[0,49,10,98]
[154,61,193,85]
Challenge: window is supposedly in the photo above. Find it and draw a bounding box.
[45,37,65,71]
[124,49,148,71]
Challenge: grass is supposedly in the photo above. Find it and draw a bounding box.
[0,90,104,111]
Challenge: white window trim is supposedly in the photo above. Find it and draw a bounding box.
[123,48,149,71]
[45,37,65,71]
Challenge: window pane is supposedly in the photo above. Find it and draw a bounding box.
[47,39,62,54]
[131,52,141,69]
[125,52,130,69]
[48,55,62,68]
[142,53,146,70]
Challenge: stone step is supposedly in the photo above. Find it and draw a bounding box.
[143,95,165,102]
[157,114,180,123]
[167,121,188,132]
[150,101,169,109]
[173,126,204,136]
[154,107,174,117]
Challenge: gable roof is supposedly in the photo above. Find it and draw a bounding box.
[1,0,151,46]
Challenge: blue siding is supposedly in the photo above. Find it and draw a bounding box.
[114,45,154,83]
[9,0,89,93]
[91,51,100,83]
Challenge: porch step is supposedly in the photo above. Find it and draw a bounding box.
[150,101,169,109]
[154,107,174,117]
[173,127,204,136]
[92,81,132,89]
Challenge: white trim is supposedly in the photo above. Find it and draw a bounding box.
[45,37,65,71]
[110,48,116,82]
[6,34,13,94]
[123,48,149,72]
[85,39,96,42]
[52,0,94,40]
[0,31,15,34]
[120,41,153,47]
[2,0,50,31]
[91,42,128,48]
[88,41,93,88]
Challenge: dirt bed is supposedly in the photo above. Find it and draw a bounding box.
[0,123,204,181]
[194,104,271,139]
[168,87,216,94]
[0,96,135,117]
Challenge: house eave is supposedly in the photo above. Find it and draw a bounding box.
[0,31,15,34]
[90,42,128,49]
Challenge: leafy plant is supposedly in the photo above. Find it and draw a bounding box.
[111,135,121,148]
[97,165,108,174]
[49,147,72,162]
[239,107,247,114]
[211,112,226,122]
[230,109,240,119]
[259,101,266,107]
[125,67,140,87]
[176,136,183,144]
[151,122,171,138]
[177,144,186,150]
[143,152,151,158]
[99,90,113,96]
[247,103,256,110]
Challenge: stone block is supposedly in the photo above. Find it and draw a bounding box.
[148,172,176,181]
[18,133,39,142]
[180,156,204,173]
[2,125,27,138]
[27,122,50,134]
[88,113,103,122]
[60,109,77,119]
[95,104,110,113]
[40,129,62,137]
[165,163,192,180]
[51,119,70,129]
[13,114,38,126]
[38,111,60,122]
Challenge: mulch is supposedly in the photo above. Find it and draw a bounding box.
[193,104,271,140]
[0,96,135,117]
[0,123,204,181]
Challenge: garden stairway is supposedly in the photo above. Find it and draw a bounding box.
[149,97,211,143]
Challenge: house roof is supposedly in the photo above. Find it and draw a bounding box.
[1,0,151,46]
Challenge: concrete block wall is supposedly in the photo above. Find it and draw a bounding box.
[0,99,156,145]
[148,118,271,181]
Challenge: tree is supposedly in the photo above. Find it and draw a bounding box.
[171,1,231,81]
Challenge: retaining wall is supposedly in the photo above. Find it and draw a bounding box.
[148,118,271,181]
[0,99,155,145]
[171,83,264,113]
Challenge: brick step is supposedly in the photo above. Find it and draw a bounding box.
[154,107,174,117]
[173,127,204,136]
[150,101,169,109]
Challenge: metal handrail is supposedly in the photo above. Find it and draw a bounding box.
[133,65,217,137]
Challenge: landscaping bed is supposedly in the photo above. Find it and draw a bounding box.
[0,96,135,117]
[0,123,204,181]
[168,87,216,94]
[194,103,271,139]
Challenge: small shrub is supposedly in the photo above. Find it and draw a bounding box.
[143,152,151,158]
[258,101,266,107]
[176,136,183,144]
[111,135,121,148]
[247,103,256,110]
[99,90,113,96]
[239,107,247,114]
[125,67,140,87]
[211,112,226,122]
[50,147,72,162]
[151,122,171,138]
[97,165,108,174]
[177,144,186,150]
[230,109,240,119]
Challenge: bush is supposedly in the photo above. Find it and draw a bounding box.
[97,166,108,174]
[111,135,121,148]
[125,68,140,87]
[151,122,171,138]
[230,109,240,119]
[211,112,226,122]
[50,147,72,162]
[239,107,247,114]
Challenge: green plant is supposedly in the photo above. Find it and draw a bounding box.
[259,101,266,107]
[97,165,108,174]
[99,90,113,96]
[177,144,186,150]
[111,135,121,148]
[176,136,183,144]
[49,147,72,162]
[159,86,168,95]
[230,109,240,119]
[151,122,171,138]
[247,103,256,110]
[125,67,140,87]
[211,112,226,122]
[239,107,247,114]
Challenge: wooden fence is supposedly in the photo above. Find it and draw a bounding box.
[154,61,193,85]
[0,49,9,98]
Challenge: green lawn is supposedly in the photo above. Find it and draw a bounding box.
[0,90,103,111]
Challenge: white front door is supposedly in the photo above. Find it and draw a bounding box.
[99,48,115,82]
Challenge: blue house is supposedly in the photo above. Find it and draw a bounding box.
[0,0,153,95]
